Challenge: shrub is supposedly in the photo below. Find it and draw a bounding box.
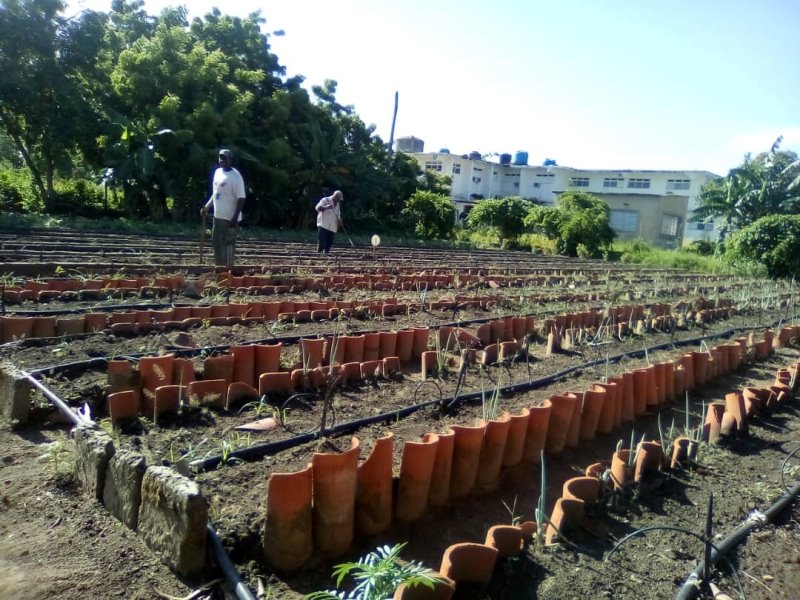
[685,239,717,256]
[465,196,531,244]
[524,191,615,257]
[724,214,800,279]
[0,168,40,212]
[53,179,121,218]
[454,225,502,249]
[401,190,456,240]
[518,233,557,254]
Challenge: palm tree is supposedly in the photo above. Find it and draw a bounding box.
[694,138,800,240]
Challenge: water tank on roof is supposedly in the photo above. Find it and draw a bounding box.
[499,153,512,165]
[469,151,482,160]
[439,148,450,154]
[395,136,425,152]
[512,151,528,165]
[543,158,557,167]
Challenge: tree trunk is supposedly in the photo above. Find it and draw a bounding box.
[0,111,49,206]
[44,155,56,213]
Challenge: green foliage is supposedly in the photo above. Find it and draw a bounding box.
[416,170,452,195]
[454,225,502,248]
[518,232,558,254]
[724,214,800,279]
[525,191,615,257]
[402,190,455,240]
[0,168,40,212]
[465,196,530,244]
[694,139,800,240]
[305,543,441,600]
[615,239,735,273]
[0,1,420,232]
[684,239,717,256]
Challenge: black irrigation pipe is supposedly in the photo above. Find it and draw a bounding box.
[207,524,257,600]
[606,526,745,599]
[26,301,765,380]
[188,319,783,472]
[675,480,800,600]
[7,301,196,317]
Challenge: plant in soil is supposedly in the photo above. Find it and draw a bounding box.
[534,450,547,545]
[304,542,441,600]
[40,438,74,482]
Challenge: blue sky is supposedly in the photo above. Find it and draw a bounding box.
[71,0,800,175]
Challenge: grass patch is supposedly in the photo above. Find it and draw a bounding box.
[614,240,749,274]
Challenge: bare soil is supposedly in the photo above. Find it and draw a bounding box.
[1,230,799,600]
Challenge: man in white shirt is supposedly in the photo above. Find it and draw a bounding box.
[315,190,344,254]
[201,149,245,268]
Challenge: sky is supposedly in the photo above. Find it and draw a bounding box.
[69,0,800,175]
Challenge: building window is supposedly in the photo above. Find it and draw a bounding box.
[609,209,638,233]
[666,179,690,191]
[452,163,461,175]
[533,182,541,189]
[661,214,681,237]
[472,176,481,183]
[627,178,651,189]
[513,182,519,188]
[536,173,554,179]
[603,178,623,188]
[569,177,590,187]
[473,167,482,172]
[424,161,442,172]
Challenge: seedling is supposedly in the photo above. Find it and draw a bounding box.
[238,394,273,418]
[481,372,502,422]
[306,542,441,600]
[534,450,547,544]
[501,496,522,526]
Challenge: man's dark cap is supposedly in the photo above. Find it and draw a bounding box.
[219,149,233,159]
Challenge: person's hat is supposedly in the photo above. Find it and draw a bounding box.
[218,149,233,159]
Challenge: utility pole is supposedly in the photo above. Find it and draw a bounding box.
[386,91,399,170]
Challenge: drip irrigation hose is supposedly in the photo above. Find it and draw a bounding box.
[675,480,800,600]
[187,319,783,472]
[206,524,257,600]
[26,305,781,380]
[606,526,745,599]
[7,301,196,317]
[22,371,90,427]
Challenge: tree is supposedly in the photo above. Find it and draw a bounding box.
[465,196,530,244]
[694,138,800,240]
[525,191,615,257]
[402,190,455,239]
[0,0,103,211]
[417,170,452,195]
[724,214,800,279]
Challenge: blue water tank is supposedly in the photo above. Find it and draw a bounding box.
[499,153,512,165]
[469,151,482,160]
[439,148,450,154]
[543,158,557,167]
[512,151,528,165]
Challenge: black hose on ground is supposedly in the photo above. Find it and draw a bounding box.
[189,320,784,472]
[674,480,800,600]
[207,524,257,600]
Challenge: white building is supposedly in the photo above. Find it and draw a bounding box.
[411,150,719,247]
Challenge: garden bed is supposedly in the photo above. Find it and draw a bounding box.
[1,230,799,600]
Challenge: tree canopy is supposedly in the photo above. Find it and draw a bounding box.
[694,139,800,240]
[524,191,615,258]
[0,0,421,231]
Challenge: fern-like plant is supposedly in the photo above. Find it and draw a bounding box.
[305,542,440,600]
